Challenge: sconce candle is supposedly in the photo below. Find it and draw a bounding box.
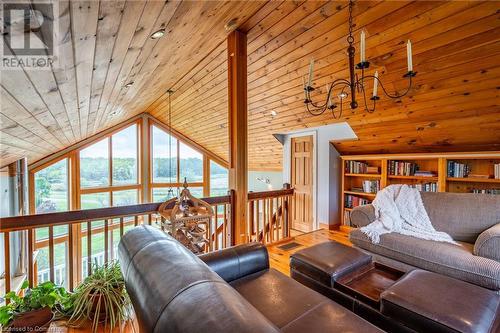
[407,40,413,72]
[308,58,314,87]
[360,30,366,63]
[372,71,379,97]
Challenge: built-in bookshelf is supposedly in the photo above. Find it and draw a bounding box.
[341,152,500,226]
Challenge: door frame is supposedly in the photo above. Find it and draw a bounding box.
[283,131,318,230]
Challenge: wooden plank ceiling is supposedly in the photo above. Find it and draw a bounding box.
[2,0,500,170]
[150,0,500,170]
[0,0,265,168]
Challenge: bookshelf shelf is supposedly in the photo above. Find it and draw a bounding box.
[388,175,438,181]
[345,173,381,178]
[340,151,500,227]
[447,177,500,183]
[344,191,377,197]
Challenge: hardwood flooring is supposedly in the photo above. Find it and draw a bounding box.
[268,227,351,276]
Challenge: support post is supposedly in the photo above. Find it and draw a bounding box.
[227,30,248,244]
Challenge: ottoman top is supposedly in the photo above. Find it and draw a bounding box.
[291,241,372,283]
[381,270,500,333]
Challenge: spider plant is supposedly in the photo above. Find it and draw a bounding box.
[68,261,131,333]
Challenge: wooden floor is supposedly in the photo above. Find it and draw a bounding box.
[268,228,351,276]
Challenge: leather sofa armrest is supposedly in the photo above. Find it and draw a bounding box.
[350,204,376,228]
[474,223,500,262]
[199,242,269,282]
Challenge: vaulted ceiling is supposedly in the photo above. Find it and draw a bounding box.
[2,0,500,170]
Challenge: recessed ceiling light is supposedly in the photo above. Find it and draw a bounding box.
[109,111,117,117]
[270,110,277,117]
[124,81,134,88]
[150,28,166,39]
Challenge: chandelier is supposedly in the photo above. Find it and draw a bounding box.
[303,0,416,118]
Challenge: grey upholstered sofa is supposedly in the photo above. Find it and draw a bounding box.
[349,192,500,290]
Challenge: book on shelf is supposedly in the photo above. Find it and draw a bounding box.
[350,180,379,194]
[447,161,470,178]
[495,163,500,179]
[472,188,500,195]
[344,194,371,209]
[345,161,379,174]
[344,210,352,226]
[410,182,437,192]
[362,180,380,193]
[414,171,437,177]
[388,160,419,176]
[467,174,490,179]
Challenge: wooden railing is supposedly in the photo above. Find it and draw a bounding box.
[0,187,294,297]
[248,184,294,244]
[0,194,232,295]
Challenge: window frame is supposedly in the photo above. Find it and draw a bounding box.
[149,120,207,202]
[27,115,229,287]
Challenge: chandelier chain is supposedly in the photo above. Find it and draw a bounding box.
[347,0,354,45]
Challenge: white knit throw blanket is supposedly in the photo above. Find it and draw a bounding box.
[361,184,457,244]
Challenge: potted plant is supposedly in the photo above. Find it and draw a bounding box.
[0,281,72,332]
[68,261,131,333]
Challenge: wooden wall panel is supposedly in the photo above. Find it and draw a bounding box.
[1,1,499,170]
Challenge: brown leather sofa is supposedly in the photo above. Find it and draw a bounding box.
[118,225,384,332]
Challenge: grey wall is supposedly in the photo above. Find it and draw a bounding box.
[248,171,283,192]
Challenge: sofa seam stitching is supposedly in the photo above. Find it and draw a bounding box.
[279,300,329,330]
[353,237,499,283]
[152,279,227,332]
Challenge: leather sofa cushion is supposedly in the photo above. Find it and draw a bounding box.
[290,241,372,287]
[381,270,500,333]
[350,229,500,290]
[118,226,279,333]
[231,268,382,332]
[199,242,269,282]
[475,224,500,262]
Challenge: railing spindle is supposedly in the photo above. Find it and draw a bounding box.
[104,219,109,263]
[87,221,92,276]
[120,217,124,237]
[28,230,34,288]
[49,226,55,282]
[223,204,227,248]
[281,197,285,240]
[68,225,74,291]
[214,205,219,251]
[269,198,274,243]
[4,232,11,298]
[255,200,260,242]
[134,215,138,226]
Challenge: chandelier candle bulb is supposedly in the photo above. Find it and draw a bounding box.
[360,30,366,63]
[407,40,413,72]
[308,58,314,87]
[373,71,379,97]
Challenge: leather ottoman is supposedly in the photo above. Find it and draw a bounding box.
[381,270,500,333]
[290,241,372,288]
